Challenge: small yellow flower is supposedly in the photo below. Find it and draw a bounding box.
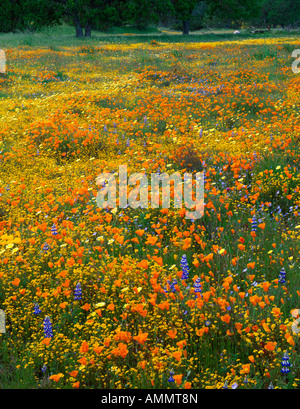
[95,302,105,308]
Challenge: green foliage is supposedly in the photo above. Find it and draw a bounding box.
[171,0,198,22]
[121,0,156,29]
[205,0,262,26]
[66,0,120,30]
[260,0,300,27]
[121,0,174,30]
[169,0,198,34]
[1,0,299,37]
[0,0,63,33]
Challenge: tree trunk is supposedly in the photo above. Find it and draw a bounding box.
[183,20,190,35]
[73,12,83,38]
[85,20,92,37]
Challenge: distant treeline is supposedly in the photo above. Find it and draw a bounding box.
[0,0,300,37]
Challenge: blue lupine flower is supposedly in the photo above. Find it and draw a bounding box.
[51,224,58,236]
[268,382,274,389]
[251,215,257,232]
[194,277,202,297]
[278,267,286,284]
[34,303,41,315]
[281,351,291,374]
[170,279,177,293]
[43,316,53,338]
[43,242,50,252]
[164,279,177,293]
[74,282,82,300]
[167,370,175,383]
[180,254,189,280]
[222,380,238,389]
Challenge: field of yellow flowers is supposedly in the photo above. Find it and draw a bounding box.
[1,34,300,389]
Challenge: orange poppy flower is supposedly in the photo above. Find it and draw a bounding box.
[247,262,255,269]
[221,314,231,324]
[104,337,111,347]
[79,341,89,353]
[264,341,276,351]
[133,332,148,345]
[240,364,251,374]
[173,374,183,385]
[139,360,147,370]
[12,278,20,286]
[184,381,192,389]
[49,373,64,382]
[167,329,177,339]
[93,345,104,354]
[137,259,148,269]
[78,357,87,366]
[172,350,182,362]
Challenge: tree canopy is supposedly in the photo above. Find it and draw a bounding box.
[0,0,62,33]
[0,0,298,37]
[260,0,300,27]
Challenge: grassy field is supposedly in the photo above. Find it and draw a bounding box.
[0,25,300,389]
[1,23,300,47]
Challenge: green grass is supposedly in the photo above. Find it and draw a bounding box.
[1,23,300,49]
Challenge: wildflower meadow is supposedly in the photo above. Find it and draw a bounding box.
[1,28,300,390]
